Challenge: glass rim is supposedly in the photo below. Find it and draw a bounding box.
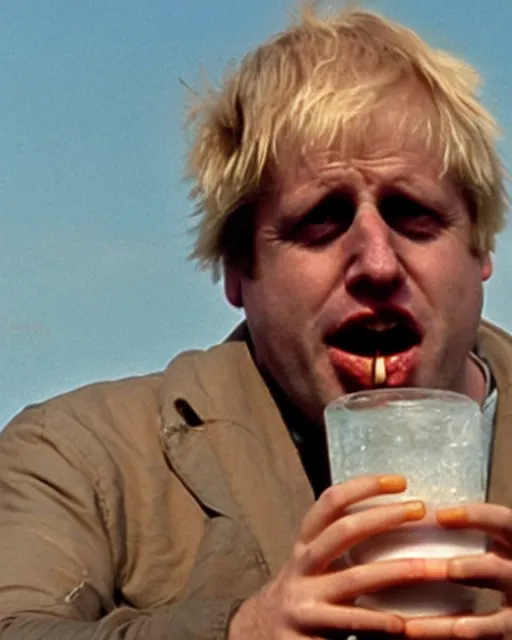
[325,386,480,413]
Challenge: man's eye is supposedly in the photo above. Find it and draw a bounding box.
[380,194,446,240]
[290,195,355,245]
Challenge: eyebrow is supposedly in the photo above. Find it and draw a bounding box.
[386,176,456,210]
[275,157,459,218]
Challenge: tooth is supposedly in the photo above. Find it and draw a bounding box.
[367,320,397,332]
[373,355,386,386]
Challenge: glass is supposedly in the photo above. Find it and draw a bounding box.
[324,388,493,617]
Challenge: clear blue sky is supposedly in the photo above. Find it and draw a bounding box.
[1,0,511,428]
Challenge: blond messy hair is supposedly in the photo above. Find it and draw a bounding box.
[186,3,508,279]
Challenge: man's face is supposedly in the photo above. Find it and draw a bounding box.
[225,130,492,425]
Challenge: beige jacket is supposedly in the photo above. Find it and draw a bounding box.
[0,321,511,639]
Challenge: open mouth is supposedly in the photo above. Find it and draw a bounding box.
[326,310,422,358]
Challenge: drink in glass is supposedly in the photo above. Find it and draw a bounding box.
[324,388,492,617]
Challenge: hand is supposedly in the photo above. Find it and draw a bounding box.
[404,503,512,639]
[229,474,448,639]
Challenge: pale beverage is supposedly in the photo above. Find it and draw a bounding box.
[324,388,492,617]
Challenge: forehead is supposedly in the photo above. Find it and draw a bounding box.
[270,93,448,190]
[271,130,450,201]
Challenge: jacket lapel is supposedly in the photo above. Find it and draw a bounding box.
[160,420,241,523]
[159,341,314,577]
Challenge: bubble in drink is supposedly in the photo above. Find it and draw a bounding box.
[326,393,488,505]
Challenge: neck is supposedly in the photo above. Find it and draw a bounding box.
[463,353,488,405]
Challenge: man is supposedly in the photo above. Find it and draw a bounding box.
[0,4,510,639]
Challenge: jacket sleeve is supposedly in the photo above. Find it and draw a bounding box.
[0,406,244,640]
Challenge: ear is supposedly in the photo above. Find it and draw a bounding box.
[481,252,493,282]
[223,264,244,308]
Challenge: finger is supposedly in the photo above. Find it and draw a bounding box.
[437,504,512,546]
[300,500,425,574]
[316,557,449,602]
[291,599,404,635]
[447,551,512,594]
[406,608,512,639]
[300,475,408,543]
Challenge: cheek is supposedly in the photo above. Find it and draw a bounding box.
[251,248,338,313]
[418,248,484,319]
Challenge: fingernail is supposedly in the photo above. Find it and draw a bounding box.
[378,475,407,493]
[405,501,426,520]
[436,507,469,526]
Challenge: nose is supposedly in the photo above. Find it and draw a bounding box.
[344,205,404,301]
